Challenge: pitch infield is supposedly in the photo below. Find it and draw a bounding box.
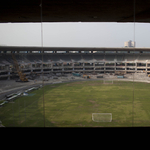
[1,80,150,127]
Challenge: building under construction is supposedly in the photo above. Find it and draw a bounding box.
[0,46,150,80]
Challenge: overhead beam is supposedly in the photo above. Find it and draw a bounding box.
[0,0,150,23]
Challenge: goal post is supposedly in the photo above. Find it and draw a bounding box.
[103,80,113,84]
[92,113,112,122]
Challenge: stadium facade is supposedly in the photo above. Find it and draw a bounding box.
[1,46,150,80]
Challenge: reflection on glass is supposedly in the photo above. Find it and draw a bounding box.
[1,0,150,127]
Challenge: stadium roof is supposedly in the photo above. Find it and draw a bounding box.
[1,46,150,52]
[0,0,150,23]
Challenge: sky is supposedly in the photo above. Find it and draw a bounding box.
[0,22,150,48]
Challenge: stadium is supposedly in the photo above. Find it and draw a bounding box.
[1,46,150,80]
[1,47,150,127]
[1,0,150,127]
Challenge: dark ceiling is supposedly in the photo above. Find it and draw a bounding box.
[1,0,150,23]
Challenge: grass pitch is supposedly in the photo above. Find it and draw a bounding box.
[1,80,150,127]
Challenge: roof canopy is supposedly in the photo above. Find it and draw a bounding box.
[0,46,150,52]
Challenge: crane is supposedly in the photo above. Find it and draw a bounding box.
[12,52,28,82]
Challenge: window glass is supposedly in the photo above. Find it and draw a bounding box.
[2,1,150,127]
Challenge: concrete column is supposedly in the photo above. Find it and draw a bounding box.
[48,64,50,74]
[41,68,43,73]
[125,62,127,73]
[7,69,10,80]
[5,65,9,70]
[7,65,10,80]
[40,64,43,74]
[93,63,95,71]
[30,63,33,72]
[135,62,137,72]
[114,62,116,71]
[93,63,95,74]
[104,62,106,70]
[72,63,74,71]
[82,62,84,69]
[51,63,53,72]
[62,63,64,72]
[7,72,10,80]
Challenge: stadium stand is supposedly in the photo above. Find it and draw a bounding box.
[116,54,125,61]
[125,54,135,61]
[70,54,82,62]
[138,54,150,61]
[60,54,72,62]
[82,54,94,62]
[105,54,116,61]
[1,48,150,79]
[93,54,105,61]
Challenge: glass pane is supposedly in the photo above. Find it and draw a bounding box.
[0,3,45,127]
[0,1,137,127]
[133,3,150,126]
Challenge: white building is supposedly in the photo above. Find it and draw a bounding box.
[124,40,136,47]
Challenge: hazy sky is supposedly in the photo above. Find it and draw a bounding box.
[0,22,150,48]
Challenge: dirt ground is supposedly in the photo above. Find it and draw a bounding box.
[1,72,150,98]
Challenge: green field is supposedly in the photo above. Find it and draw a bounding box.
[1,80,150,127]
